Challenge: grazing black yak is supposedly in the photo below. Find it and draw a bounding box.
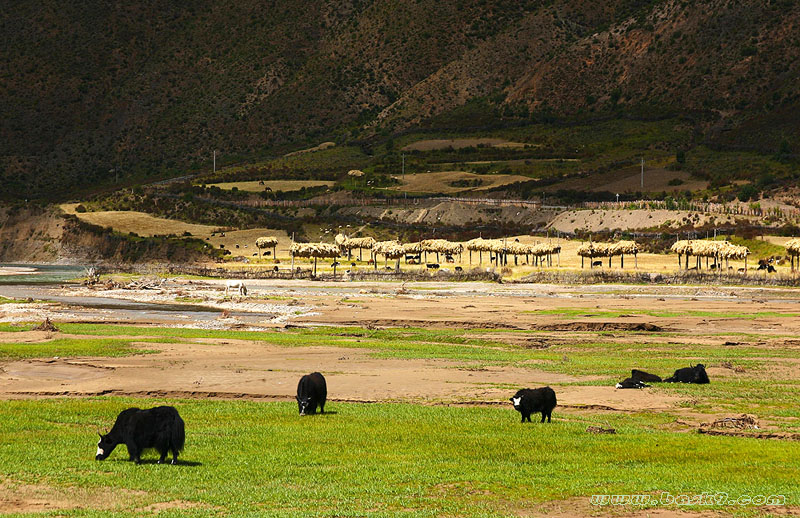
[297,372,327,415]
[96,406,185,464]
[664,364,710,384]
[510,387,557,423]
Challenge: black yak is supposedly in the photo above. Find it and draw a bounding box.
[631,369,662,383]
[664,364,710,384]
[510,387,557,423]
[617,369,662,388]
[297,372,327,415]
[616,378,650,389]
[96,406,185,464]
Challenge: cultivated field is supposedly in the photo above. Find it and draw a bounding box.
[206,180,335,192]
[388,171,531,194]
[1,281,799,516]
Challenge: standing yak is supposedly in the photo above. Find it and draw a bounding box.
[96,406,185,464]
[296,372,327,415]
[510,387,557,423]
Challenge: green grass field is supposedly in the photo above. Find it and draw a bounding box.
[1,322,798,515]
[1,398,797,517]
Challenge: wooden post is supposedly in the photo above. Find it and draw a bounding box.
[314,257,317,276]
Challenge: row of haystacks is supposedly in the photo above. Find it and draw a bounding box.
[335,234,376,260]
[577,240,638,258]
[670,239,750,270]
[290,242,340,259]
[465,237,562,267]
[420,239,463,256]
[670,240,749,259]
[290,241,341,275]
[373,240,405,260]
[577,240,638,269]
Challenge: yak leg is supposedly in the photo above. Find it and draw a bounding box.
[540,412,546,423]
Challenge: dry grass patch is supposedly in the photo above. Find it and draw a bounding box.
[62,209,218,237]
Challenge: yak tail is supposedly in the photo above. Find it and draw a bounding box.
[172,415,186,452]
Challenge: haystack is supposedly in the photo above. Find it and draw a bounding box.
[255,236,279,258]
[577,242,610,268]
[290,242,340,275]
[786,238,800,271]
[373,240,405,271]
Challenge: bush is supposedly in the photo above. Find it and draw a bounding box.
[737,184,759,202]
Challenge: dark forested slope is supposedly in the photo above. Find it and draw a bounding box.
[2,0,798,199]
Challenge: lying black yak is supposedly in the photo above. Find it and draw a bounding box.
[665,364,710,384]
[616,378,650,389]
[616,369,663,389]
[631,369,662,383]
[510,387,557,423]
[297,372,327,415]
[96,406,185,464]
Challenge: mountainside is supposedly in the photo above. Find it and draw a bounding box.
[2,0,798,199]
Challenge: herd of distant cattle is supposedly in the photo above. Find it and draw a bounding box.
[95,364,710,464]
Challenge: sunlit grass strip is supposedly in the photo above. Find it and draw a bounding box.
[524,308,800,319]
[0,398,798,517]
[0,338,163,359]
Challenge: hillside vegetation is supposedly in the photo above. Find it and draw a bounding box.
[2,0,798,199]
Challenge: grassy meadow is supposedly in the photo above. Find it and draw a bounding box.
[1,322,799,515]
[1,398,798,517]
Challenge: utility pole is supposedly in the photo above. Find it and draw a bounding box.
[402,153,406,199]
[640,157,644,189]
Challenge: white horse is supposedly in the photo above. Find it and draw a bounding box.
[225,280,247,297]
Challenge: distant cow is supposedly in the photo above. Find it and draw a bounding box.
[225,280,247,296]
[664,364,709,384]
[297,372,327,416]
[510,387,557,423]
[454,266,463,272]
[445,255,455,263]
[426,263,440,269]
[96,406,185,464]
[592,261,603,267]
